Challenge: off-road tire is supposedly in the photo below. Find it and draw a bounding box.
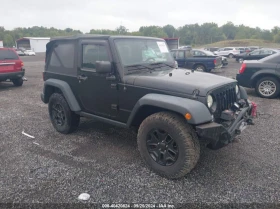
[12,78,23,86]
[48,93,80,134]
[137,112,200,179]
[255,76,280,99]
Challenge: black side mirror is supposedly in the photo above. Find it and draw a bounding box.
[95,61,112,73]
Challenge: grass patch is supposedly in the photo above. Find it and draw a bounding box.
[199,39,280,48]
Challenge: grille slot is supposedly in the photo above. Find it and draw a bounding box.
[214,86,236,118]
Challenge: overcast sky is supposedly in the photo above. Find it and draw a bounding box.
[1,0,279,33]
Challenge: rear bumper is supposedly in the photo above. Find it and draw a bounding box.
[196,100,255,150]
[214,64,223,69]
[236,73,251,88]
[0,69,25,81]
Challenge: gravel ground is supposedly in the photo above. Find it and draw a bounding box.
[1,55,280,207]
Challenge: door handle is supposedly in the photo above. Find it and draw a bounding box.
[77,75,88,81]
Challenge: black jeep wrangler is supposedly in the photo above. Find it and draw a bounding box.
[41,35,256,179]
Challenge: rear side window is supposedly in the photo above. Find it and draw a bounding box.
[50,43,75,68]
[0,49,18,60]
[177,51,184,58]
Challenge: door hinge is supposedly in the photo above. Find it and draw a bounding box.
[111,104,118,110]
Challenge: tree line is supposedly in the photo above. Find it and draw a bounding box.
[1,22,280,47]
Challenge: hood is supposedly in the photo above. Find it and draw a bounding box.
[124,68,236,96]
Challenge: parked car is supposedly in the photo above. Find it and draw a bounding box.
[15,49,25,56]
[170,48,223,72]
[248,46,260,51]
[236,47,251,54]
[192,49,228,67]
[41,34,256,179]
[234,48,279,63]
[204,47,220,53]
[213,47,240,58]
[236,52,280,98]
[0,47,25,86]
[24,50,36,56]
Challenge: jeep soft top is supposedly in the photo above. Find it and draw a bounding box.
[41,35,256,179]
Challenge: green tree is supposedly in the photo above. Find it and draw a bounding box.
[116,25,128,34]
[274,32,280,43]
[163,24,177,38]
[3,34,14,47]
[139,26,167,38]
[221,22,237,39]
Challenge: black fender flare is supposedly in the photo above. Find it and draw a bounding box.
[250,69,277,87]
[126,93,212,126]
[42,79,81,112]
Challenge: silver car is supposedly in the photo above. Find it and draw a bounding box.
[213,47,240,58]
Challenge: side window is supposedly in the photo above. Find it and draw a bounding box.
[251,50,260,55]
[260,50,273,55]
[82,44,110,70]
[177,51,185,59]
[49,43,75,68]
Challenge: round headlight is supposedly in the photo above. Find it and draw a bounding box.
[207,95,214,108]
[235,85,239,94]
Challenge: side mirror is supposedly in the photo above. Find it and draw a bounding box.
[95,61,112,73]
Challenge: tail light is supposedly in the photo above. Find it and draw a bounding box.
[214,59,217,65]
[239,63,246,74]
[21,61,24,67]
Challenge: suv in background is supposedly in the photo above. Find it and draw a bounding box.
[214,47,240,58]
[0,48,25,86]
[236,47,251,54]
[41,35,256,179]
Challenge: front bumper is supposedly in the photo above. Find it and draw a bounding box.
[196,100,256,150]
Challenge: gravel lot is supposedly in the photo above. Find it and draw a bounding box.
[1,54,280,206]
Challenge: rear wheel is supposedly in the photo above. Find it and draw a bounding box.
[228,54,234,58]
[12,78,23,86]
[137,112,200,179]
[48,93,80,134]
[255,77,280,99]
[194,64,208,72]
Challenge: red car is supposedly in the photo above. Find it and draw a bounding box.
[0,47,25,86]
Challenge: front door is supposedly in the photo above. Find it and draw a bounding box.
[77,40,118,119]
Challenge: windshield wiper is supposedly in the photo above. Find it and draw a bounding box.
[4,57,16,60]
[125,64,153,71]
[149,62,174,69]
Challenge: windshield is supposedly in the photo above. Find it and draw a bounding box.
[114,39,174,72]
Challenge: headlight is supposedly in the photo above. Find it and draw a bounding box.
[235,85,239,94]
[207,95,214,108]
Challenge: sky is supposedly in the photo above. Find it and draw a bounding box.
[1,0,279,33]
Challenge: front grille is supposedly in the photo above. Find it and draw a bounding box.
[213,86,237,118]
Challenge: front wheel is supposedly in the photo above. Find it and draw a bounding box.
[238,58,244,63]
[137,112,200,179]
[255,77,280,99]
[228,54,234,58]
[48,93,80,134]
